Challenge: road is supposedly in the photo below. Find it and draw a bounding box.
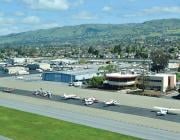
[0,98,180,140]
[0,87,179,123]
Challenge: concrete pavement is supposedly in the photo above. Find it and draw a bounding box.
[0,76,180,139]
[0,87,180,123]
[0,98,180,140]
[0,93,180,139]
[0,76,180,109]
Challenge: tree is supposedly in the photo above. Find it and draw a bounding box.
[88,46,94,54]
[113,45,122,55]
[98,64,118,75]
[150,49,169,73]
[88,76,105,88]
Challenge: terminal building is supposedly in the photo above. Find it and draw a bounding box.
[104,73,176,92]
[144,74,176,92]
[104,73,138,89]
[42,70,97,83]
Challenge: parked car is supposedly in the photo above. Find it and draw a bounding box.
[73,81,82,87]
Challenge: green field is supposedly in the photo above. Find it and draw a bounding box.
[0,106,140,140]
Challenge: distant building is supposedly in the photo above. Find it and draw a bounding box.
[168,63,180,70]
[143,74,176,92]
[8,58,33,65]
[42,69,97,83]
[4,66,29,75]
[87,59,108,64]
[104,73,138,89]
[50,59,78,65]
[38,63,51,71]
[27,63,51,71]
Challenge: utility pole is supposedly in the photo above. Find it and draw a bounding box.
[141,52,147,92]
[142,67,145,92]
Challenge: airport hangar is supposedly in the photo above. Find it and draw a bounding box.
[42,69,98,83]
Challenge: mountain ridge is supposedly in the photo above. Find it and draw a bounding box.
[0,18,179,47]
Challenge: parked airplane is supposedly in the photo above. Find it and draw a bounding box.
[63,94,80,99]
[104,100,118,106]
[153,106,180,116]
[33,89,52,98]
[84,97,98,105]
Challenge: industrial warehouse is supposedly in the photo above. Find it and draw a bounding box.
[42,69,97,83]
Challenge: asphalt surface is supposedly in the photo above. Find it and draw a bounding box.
[0,98,180,140]
[0,87,180,123]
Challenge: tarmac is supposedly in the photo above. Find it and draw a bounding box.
[0,95,180,140]
[0,87,179,123]
[0,76,180,139]
[0,76,180,110]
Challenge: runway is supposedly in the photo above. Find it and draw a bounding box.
[0,87,180,123]
[0,98,180,140]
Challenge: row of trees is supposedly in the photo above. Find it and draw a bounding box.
[112,44,149,59]
[88,49,171,88]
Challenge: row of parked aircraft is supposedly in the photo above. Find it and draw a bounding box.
[33,90,180,116]
[62,94,118,106]
[62,94,180,115]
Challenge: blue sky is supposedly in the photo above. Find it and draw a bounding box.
[0,0,179,35]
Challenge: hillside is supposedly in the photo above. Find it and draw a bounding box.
[0,18,180,47]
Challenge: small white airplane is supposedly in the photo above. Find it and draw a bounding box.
[84,97,97,105]
[43,91,52,98]
[104,100,118,106]
[153,106,180,116]
[63,94,80,99]
[33,89,52,98]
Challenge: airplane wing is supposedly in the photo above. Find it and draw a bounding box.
[153,106,165,110]
[153,106,180,111]
[167,108,180,111]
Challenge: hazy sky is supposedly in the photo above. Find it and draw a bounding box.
[0,0,179,35]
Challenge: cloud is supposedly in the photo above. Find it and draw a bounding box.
[128,0,137,2]
[0,17,15,25]
[22,16,40,24]
[102,6,112,12]
[22,0,69,10]
[0,12,4,17]
[73,11,97,20]
[40,23,59,29]
[143,6,180,14]
[0,26,20,35]
[124,6,180,17]
[72,0,84,7]
[2,0,12,3]
[123,14,137,17]
[14,11,25,16]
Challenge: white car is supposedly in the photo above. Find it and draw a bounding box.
[73,81,82,87]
